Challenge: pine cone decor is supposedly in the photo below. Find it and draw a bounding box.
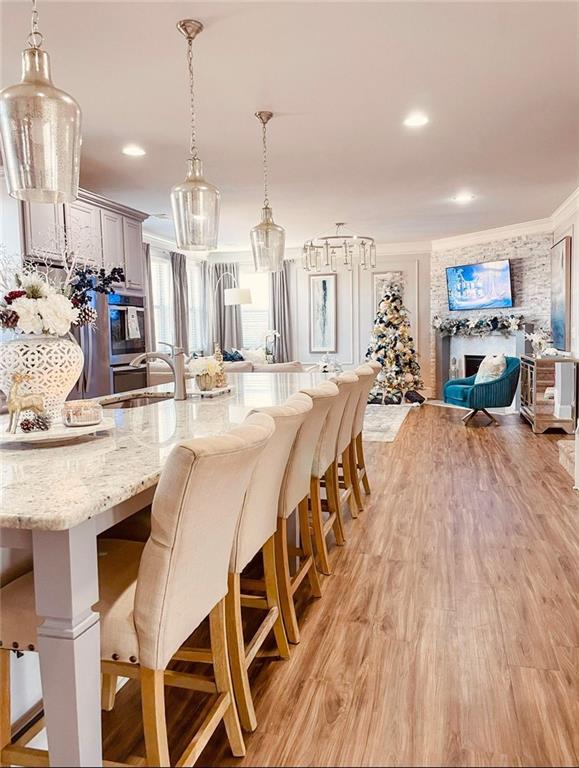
[77,305,98,327]
[32,414,51,431]
[19,418,36,433]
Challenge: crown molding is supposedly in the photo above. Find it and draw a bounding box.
[431,217,553,252]
[551,186,579,229]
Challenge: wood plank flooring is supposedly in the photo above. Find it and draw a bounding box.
[102,404,579,767]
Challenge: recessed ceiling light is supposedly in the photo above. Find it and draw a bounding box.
[452,191,476,204]
[122,144,146,157]
[403,111,429,128]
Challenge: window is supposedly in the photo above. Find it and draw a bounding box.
[186,259,204,353]
[150,250,174,348]
[239,266,270,349]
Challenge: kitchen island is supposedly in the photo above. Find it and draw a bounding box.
[0,371,327,766]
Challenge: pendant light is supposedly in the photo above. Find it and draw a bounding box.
[0,0,81,203]
[250,111,285,272]
[170,20,219,252]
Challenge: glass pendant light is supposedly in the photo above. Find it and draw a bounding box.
[0,0,81,203]
[250,111,285,272]
[170,19,219,252]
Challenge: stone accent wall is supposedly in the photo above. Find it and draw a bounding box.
[430,232,553,393]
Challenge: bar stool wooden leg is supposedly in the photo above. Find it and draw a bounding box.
[263,536,291,659]
[341,448,360,518]
[225,573,258,732]
[297,498,322,598]
[275,518,301,644]
[348,441,364,514]
[356,433,371,494]
[0,651,10,768]
[210,600,246,758]
[101,673,117,712]
[309,476,332,575]
[326,462,346,546]
[140,667,170,768]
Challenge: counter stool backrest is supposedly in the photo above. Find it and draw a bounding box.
[352,364,378,438]
[134,412,275,670]
[280,382,339,517]
[230,394,313,573]
[332,372,361,458]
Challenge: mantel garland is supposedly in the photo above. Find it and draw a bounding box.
[432,313,524,338]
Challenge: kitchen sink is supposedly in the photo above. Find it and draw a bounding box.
[101,394,173,409]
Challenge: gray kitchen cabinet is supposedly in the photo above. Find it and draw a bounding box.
[21,201,66,261]
[65,199,102,265]
[122,217,144,291]
[100,209,125,269]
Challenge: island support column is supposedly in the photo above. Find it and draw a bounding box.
[32,519,102,766]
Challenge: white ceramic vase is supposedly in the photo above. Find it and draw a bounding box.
[0,334,84,422]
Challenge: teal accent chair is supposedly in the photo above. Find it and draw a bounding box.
[443,356,521,425]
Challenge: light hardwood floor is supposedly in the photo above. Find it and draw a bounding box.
[102,404,579,767]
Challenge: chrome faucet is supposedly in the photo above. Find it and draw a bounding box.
[130,348,187,401]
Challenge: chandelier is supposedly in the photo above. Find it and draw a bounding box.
[250,111,285,272]
[301,222,376,272]
[0,0,81,203]
[170,19,219,252]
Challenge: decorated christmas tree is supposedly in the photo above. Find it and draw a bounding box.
[366,280,423,404]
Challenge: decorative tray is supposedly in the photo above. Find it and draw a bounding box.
[195,385,233,399]
[0,417,116,447]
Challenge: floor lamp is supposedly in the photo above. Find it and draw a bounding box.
[213,270,252,350]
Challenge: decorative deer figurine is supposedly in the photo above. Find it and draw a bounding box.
[7,373,45,434]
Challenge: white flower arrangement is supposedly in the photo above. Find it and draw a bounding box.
[188,356,220,377]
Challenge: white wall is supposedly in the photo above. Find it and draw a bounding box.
[290,246,433,391]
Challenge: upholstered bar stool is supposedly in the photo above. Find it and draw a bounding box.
[330,371,366,517]
[308,373,358,575]
[0,414,275,768]
[226,393,312,732]
[348,364,379,501]
[275,381,339,643]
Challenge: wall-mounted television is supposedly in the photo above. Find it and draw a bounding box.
[446,259,513,311]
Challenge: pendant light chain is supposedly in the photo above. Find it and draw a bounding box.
[27,0,43,49]
[186,37,198,160]
[262,119,269,208]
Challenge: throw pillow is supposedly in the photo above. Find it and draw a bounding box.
[241,347,267,364]
[475,354,506,384]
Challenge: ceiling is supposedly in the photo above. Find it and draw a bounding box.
[1,1,578,249]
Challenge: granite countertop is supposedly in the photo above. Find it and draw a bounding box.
[0,372,326,532]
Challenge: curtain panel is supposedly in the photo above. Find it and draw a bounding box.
[269,261,293,362]
[202,262,243,354]
[170,251,189,352]
[143,243,156,349]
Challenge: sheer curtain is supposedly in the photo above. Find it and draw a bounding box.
[143,243,156,350]
[269,261,293,361]
[202,262,243,353]
[170,251,189,352]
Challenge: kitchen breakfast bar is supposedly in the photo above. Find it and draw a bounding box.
[0,372,327,767]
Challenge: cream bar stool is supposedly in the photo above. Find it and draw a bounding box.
[226,394,312,732]
[351,363,380,496]
[0,413,275,768]
[275,381,339,643]
[329,371,364,517]
[307,374,358,576]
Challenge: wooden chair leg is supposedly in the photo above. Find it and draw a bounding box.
[262,536,291,659]
[356,433,371,494]
[209,599,246,758]
[101,673,117,712]
[140,667,170,768]
[297,498,322,598]
[275,517,301,644]
[341,449,359,519]
[309,476,333,575]
[326,462,346,546]
[225,572,257,732]
[0,651,11,768]
[347,443,364,515]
